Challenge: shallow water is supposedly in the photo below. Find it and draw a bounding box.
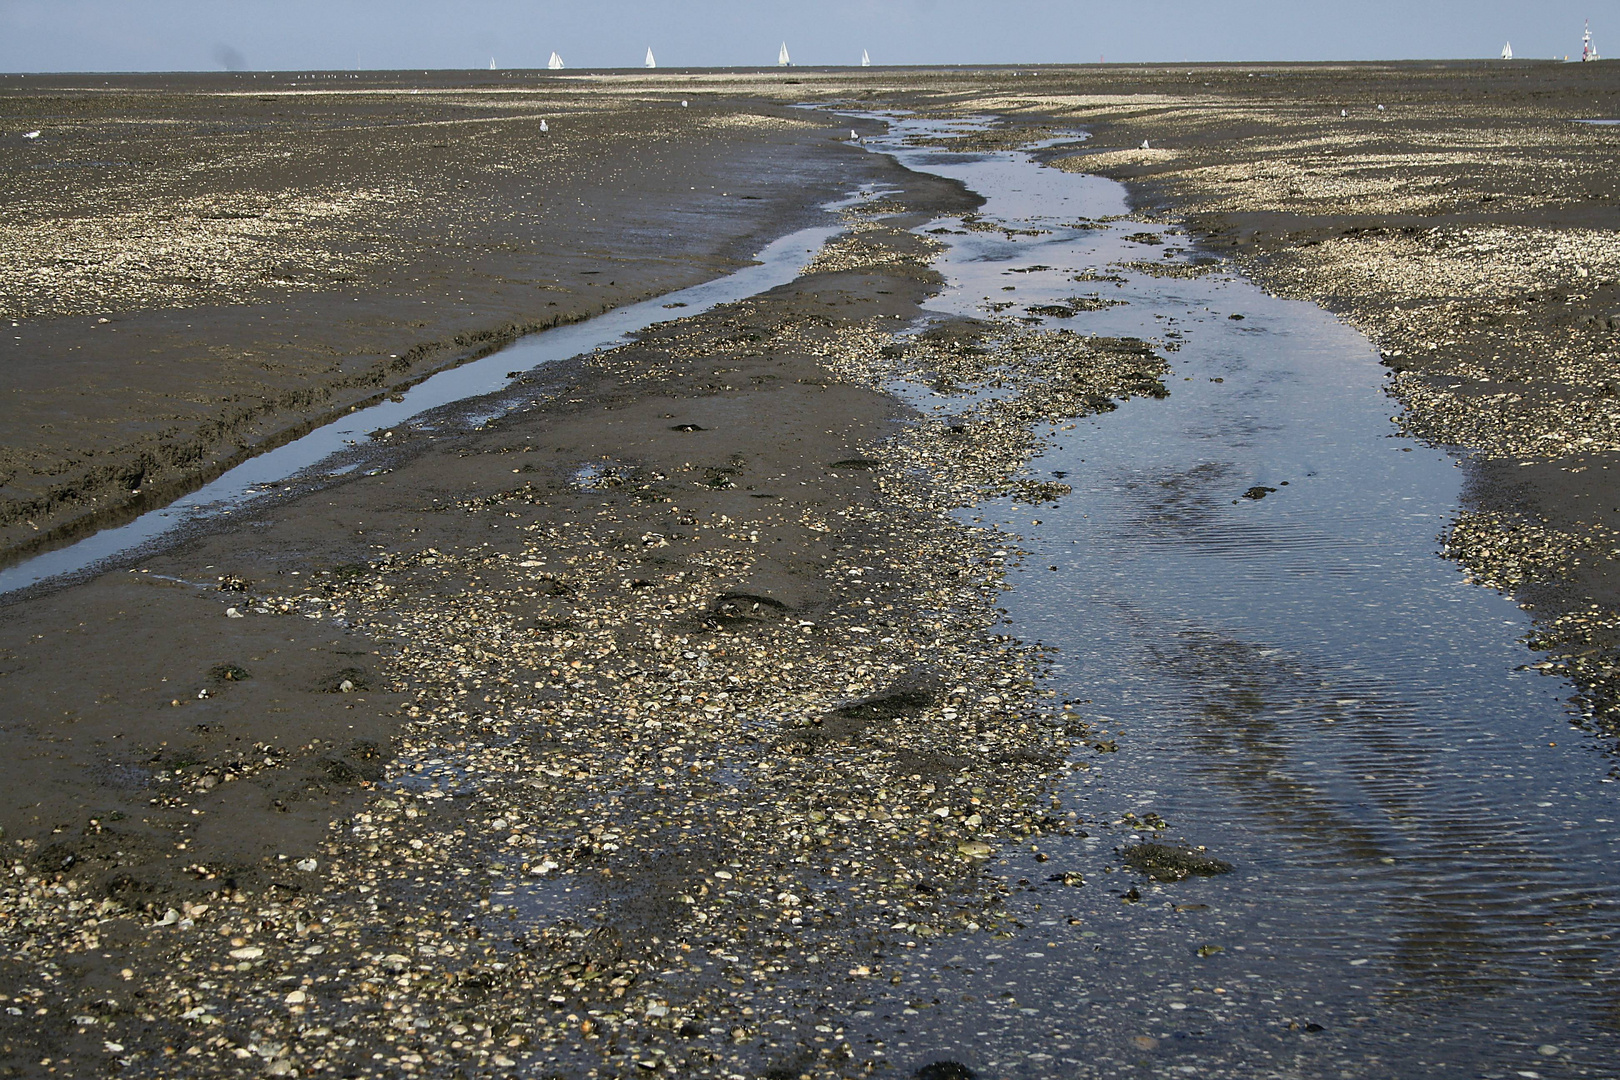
[849,116,1620,1079]
[0,219,850,597]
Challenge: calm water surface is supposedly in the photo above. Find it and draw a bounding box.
[847,115,1620,1079]
[0,221,845,597]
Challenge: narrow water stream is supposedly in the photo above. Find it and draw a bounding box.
[0,220,847,597]
[851,117,1620,1078]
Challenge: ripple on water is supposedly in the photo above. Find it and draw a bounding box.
[837,111,1620,1077]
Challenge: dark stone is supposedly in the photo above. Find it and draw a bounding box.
[321,759,362,784]
[916,1063,976,1080]
[1242,485,1278,500]
[1118,842,1233,882]
[834,688,934,722]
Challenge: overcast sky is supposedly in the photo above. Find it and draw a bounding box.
[0,1,1606,72]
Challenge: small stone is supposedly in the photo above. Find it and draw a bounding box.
[295,858,318,872]
[228,946,264,960]
[916,1062,976,1080]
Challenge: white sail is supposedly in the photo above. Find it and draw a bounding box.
[778,42,790,66]
[861,49,870,67]
[1501,42,1513,60]
[548,51,565,70]
[645,47,656,68]
[488,57,497,70]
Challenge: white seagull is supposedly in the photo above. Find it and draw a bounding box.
[540,119,549,133]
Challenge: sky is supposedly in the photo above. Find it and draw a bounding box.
[0,0,1608,72]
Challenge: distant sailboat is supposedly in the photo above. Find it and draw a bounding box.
[861,49,870,67]
[778,42,791,67]
[1583,20,1600,61]
[488,57,497,70]
[548,51,565,70]
[645,47,657,68]
[1501,41,1513,60]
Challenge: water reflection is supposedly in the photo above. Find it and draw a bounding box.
[0,219,846,598]
[846,114,1620,1078]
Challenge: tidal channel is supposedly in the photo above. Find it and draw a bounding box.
[845,115,1620,1080]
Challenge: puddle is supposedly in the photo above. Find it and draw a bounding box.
[844,115,1620,1077]
[0,217,850,598]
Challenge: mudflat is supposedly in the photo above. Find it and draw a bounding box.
[0,72,866,560]
[1,61,1617,1078]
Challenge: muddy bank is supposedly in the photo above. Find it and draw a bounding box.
[0,128,1177,1077]
[4,59,1618,1077]
[0,72,879,567]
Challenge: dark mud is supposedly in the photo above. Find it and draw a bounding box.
[0,127,1096,1079]
[4,60,1620,1080]
[0,72,883,565]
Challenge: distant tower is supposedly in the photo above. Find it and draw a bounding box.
[1583,20,1600,61]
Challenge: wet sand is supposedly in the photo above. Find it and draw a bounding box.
[2,62,1618,1077]
[0,72,870,562]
